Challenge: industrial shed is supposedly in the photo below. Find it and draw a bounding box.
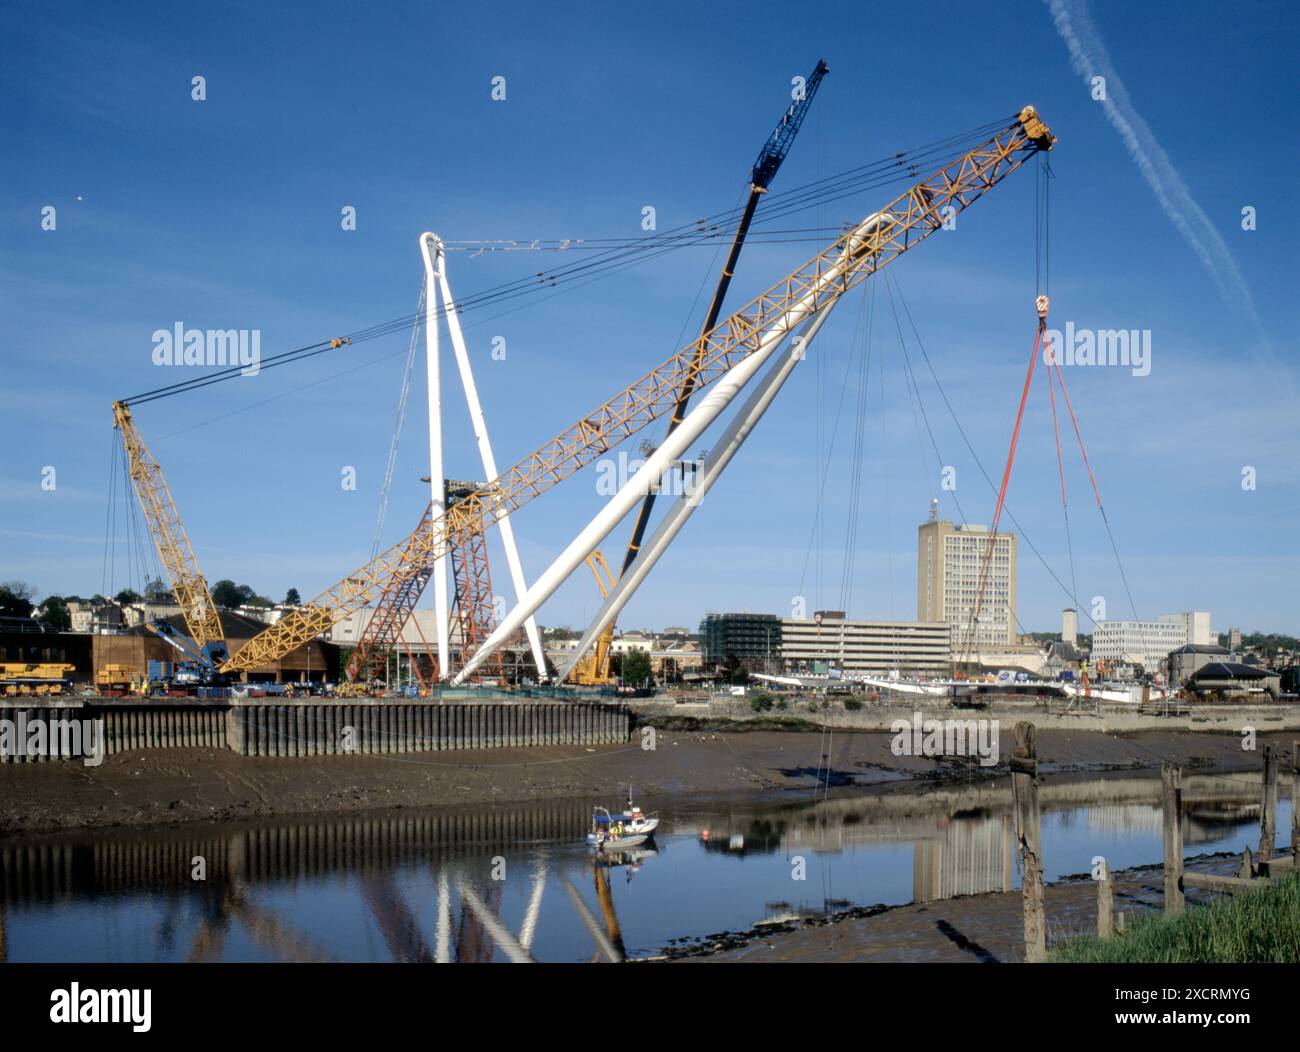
[93,611,340,684]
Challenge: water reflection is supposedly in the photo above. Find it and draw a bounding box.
[0,771,1288,962]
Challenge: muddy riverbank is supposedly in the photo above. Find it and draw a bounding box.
[660,851,1258,963]
[0,724,1289,836]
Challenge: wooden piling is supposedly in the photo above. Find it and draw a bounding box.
[1293,741,1299,861]
[1096,857,1113,940]
[1161,763,1184,915]
[1011,721,1045,962]
[1260,745,1278,862]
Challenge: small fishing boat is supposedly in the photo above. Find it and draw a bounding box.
[587,806,648,852]
[618,786,659,836]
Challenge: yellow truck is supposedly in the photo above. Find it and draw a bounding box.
[0,662,76,696]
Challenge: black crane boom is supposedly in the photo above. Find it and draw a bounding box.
[615,58,830,579]
[751,59,830,190]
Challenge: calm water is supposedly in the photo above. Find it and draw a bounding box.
[2,771,1289,962]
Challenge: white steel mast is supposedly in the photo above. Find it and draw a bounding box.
[422,233,548,681]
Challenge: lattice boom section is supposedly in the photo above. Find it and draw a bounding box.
[114,403,224,650]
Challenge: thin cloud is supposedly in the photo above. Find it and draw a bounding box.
[1044,0,1270,336]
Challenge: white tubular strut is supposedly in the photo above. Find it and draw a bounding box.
[450,211,885,685]
[425,233,549,681]
[421,239,451,673]
[558,305,834,683]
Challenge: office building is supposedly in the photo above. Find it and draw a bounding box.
[781,614,951,675]
[917,507,1017,649]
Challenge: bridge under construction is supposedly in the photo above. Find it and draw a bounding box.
[103,72,1064,697]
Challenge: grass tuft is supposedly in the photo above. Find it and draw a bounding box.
[1050,873,1300,963]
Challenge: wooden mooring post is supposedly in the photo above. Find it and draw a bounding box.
[1096,857,1113,940]
[1259,745,1278,863]
[1011,721,1045,962]
[1161,763,1184,915]
[1293,741,1299,861]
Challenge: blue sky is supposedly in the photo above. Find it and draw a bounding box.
[2,0,1297,637]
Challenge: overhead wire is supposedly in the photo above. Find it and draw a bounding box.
[1046,356,1080,607]
[100,434,119,600]
[119,118,1018,409]
[370,280,426,560]
[838,280,875,615]
[883,271,1033,641]
[1050,355,1141,623]
[796,288,868,601]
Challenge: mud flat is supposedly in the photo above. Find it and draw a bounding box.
[660,852,1258,963]
[0,726,1290,836]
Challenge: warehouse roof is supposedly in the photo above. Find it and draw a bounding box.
[1187,661,1274,681]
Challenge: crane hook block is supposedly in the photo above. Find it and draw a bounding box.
[1018,106,1056,150]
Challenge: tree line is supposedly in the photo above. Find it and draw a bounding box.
[0,579,302,630]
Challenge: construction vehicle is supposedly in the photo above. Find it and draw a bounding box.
[143,617,223,686]
[95,663,143,695]
[0,663,75,697]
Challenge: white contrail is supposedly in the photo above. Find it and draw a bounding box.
[1044,0,1262,330]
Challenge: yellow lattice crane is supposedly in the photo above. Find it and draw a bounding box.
[222,107,1055,676]
[112,401,228,667]
[569,552,617,686]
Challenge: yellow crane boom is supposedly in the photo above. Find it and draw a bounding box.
[570,551,616,686]
[221,107,1055,676]
[112,400,227,662]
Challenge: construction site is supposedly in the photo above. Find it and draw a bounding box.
[13,80,1069,702]
[2,1,1297,1011]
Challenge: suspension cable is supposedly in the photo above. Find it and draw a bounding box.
[1045,354,1079,607]
[1050,357,1140,621]
[889,271,1092,630]
[119,119,1017,408]
[962,306,1047,661]
[838,280,876,614]
[370,281,425,560]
